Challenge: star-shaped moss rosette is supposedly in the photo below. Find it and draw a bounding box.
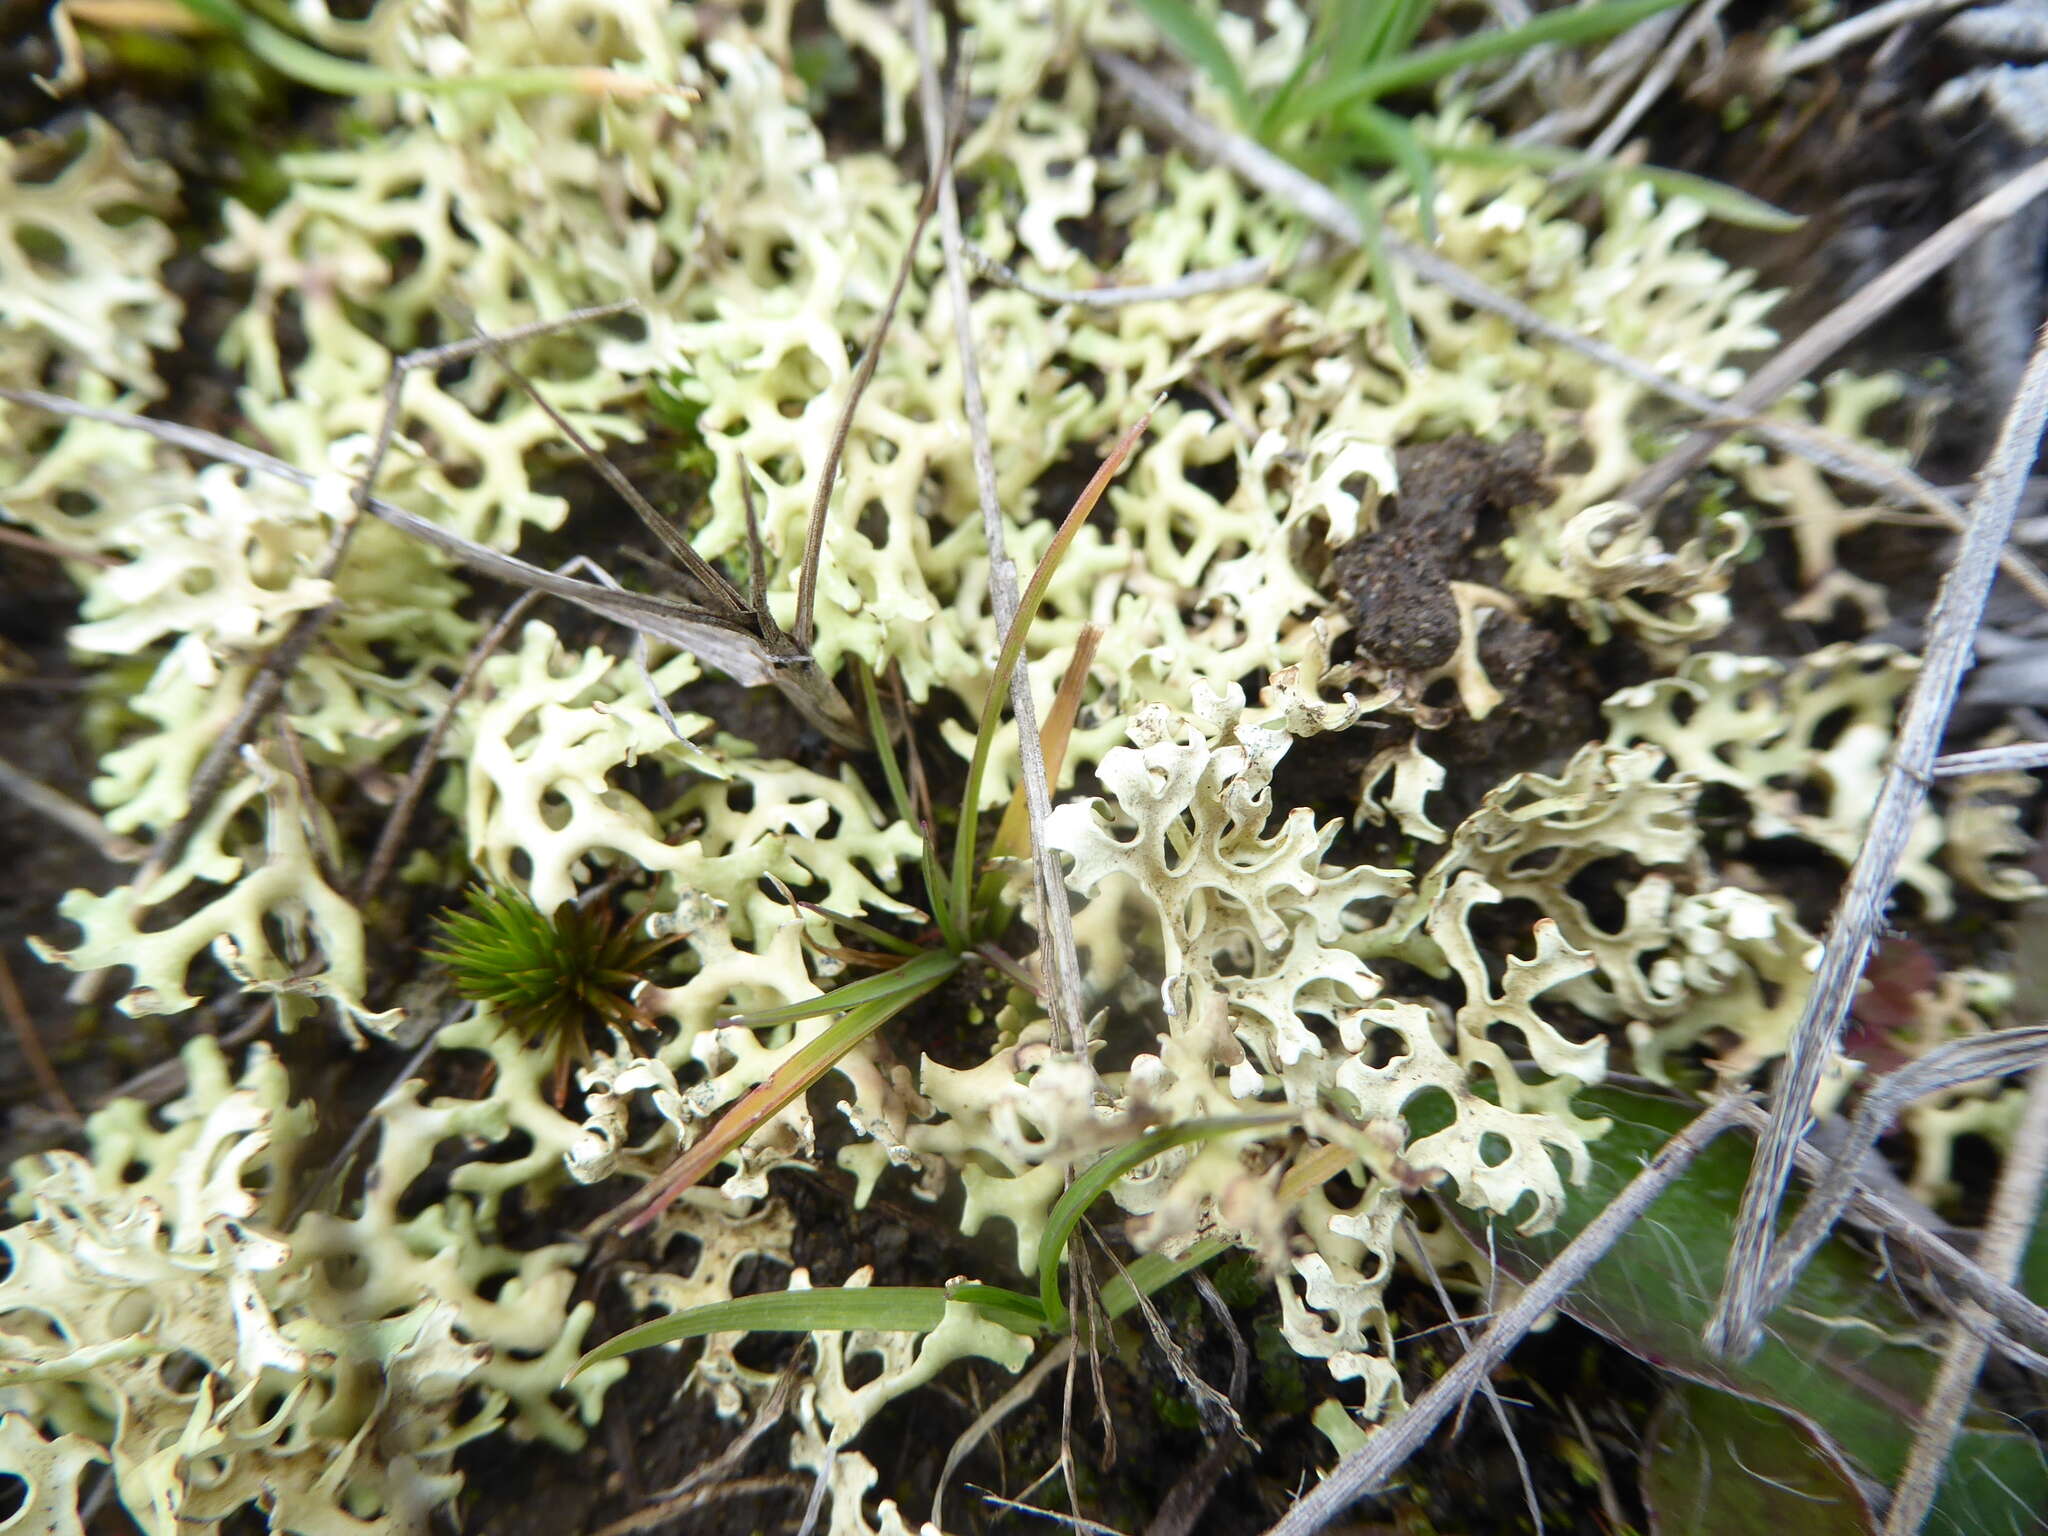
[426,882,676,1086]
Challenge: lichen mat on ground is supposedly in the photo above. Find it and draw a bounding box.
[1,3,2042,1535]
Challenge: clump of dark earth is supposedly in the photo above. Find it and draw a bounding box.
[1331,430,1548,673]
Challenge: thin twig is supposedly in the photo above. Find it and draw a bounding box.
[0,385,868,746]
[1091,50,1986,528]
[1933,741,2048,776]
[272,716,338,879]
[1582,0,1735,164]
[1263,1095,1750,1536]
[917,0,1087,1059]
[90,997,274,1111]
[967,244,1285,308]
[1737,412,2048,612]
[1086,1223,1240,1444]
[0,523,121,566]
[357,588,544,903]
[1403,1215,1544,1536]
[1561,1397,1630,1532]
[973,1486,1133,1536]
[1723,1099,2048,1366]
[1709,320,2048,1362]
[794,1447,832,1536]
[790,110,948,652]
[0,753,141,861]
[1883,1064,2048,1534]
[1059,1293,1085,1530]
[1771,0,1975,78]
[1145,1279,1248,1532]
[130,510,359,893]
[933,1340,1075,1531]
[1512,9,1683,146]
[452,325,827,753]
[461,312,749,620]
[586,1475,807,1536]
[283,1033,440,1224]
[1098,46,1709,397]
[1620,154,2048,512]
[1753,1027,2048,1332]
[0,946,80,1123]
[639,1359,798,1505]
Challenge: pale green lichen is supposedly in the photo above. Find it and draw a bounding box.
[3,0,2040,1528]
[0,117,179,395]
[0,1412,104,1536]
[1604,644,2042,918]
[1,1036,618,1534]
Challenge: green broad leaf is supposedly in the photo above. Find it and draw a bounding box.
[1267,0,1682,136]
[1425,138,1804,231]
[1038,1115,1290,1329]
[1129,0,1253,126]
[566,1282,1044,1378]
[1642,1382,1875,1536]
[1438,1085,2048,1533]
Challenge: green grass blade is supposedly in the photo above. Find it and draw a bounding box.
[854,660,919,836]
[949,409,1154,930]
[1339,105,1440,245]
[1354,0,1435,70]
[945,1283,1050,1331]
[1129,0,1253,125]
[1343,179,1419,366]
[1424,137,1805,231]
[1269,0,1682,135]
[920,825,964,952]
[617,951,958,1233]
[172,0,656,99]
[726,952,958,1029]
[793,900,927,959]
[854,655,959,946]
[1098,1237,1230,1320]
[575,1289,951,1372]
[568,1282,1043,1380]
[1037,1114,1290,1329]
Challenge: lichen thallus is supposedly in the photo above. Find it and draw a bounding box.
[0,147,1157,1233]
[585,405,1154,1240]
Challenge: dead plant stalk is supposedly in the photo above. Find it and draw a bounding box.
[913,0,1087,1059]
[1710,317,2048,1361]
[1884,1064,2048,1534]
[1262,1095,1751,1536]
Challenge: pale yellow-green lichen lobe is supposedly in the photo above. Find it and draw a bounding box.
[2,0,2039,1528]
[0,1037,618,1534]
